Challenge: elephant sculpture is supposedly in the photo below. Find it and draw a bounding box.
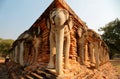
[47,8,73,75]
[31,35,41,64]
[77,28,102,68]
[86,29,102,68]
[77,27,88,65]
[12,27,41,66]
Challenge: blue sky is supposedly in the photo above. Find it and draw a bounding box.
[0,0,120,40]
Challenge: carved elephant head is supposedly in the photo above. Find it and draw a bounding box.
[47,8,73,30]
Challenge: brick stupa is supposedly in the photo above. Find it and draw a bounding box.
[7,0,119,79]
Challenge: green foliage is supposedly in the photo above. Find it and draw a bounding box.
[0,38,2,40]
[0,38,14,57]
[99,18,120,59]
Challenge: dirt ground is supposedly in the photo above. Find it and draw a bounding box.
[0,57,9,79]
[110,59,120,74]
[0,63,9,79]
[0,57,119,79]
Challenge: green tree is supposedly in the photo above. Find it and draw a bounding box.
[0,38,14,57]
[0,38,2,41]
[98,18,120,59]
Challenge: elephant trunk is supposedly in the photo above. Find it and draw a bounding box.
[14,46,18,63]
[55,28,64,75]
[19,41,24,66]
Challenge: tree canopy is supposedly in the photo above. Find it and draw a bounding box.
[98,18,120,59]
[0,38,14,57]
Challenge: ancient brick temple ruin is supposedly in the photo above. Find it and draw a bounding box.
[7,0,119,79]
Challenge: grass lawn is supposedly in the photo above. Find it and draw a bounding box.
[110,59,120,74]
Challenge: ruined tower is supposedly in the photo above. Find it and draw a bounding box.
[7,0,118,79]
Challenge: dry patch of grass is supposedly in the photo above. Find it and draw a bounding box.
[0,57,5,63]
[110,59,120,74]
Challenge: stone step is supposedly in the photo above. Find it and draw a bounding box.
[45,69,57,76]
[10,72,18,79]
[36,69,57,79]
[30,72,43,79]
[25,74,34,79]
[19,75,25,79]
[36,70,51,77]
